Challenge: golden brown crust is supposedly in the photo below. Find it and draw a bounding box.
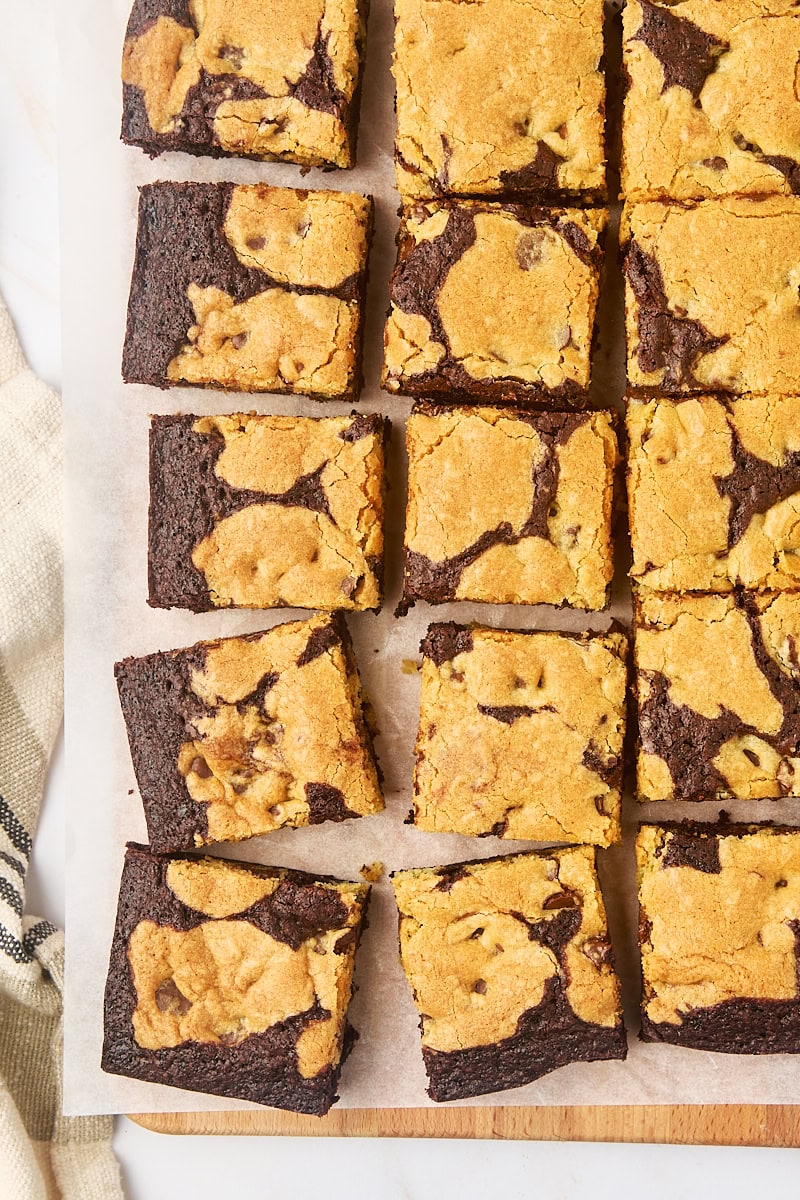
[627,394,800,593]
[634,592,800,801]
[402,406,619,610]
[383,204,606,403]
[393,0,606,201]
[637,824,800,1036]
[623,197,800,396]
[622,1,800,202]
[122,0,367,168]
[413,624,627,846]
[392,847,623,1054]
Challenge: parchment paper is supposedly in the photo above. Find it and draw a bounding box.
[60,0,800,1115]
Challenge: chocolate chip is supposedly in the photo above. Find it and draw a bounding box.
[245,236,266,251]
[230,332,248,349]
[155,980,191,1015]
[557,325,572,350]
[190,755,212,779]
[219,44,244,71]
[473,979,488,995]
[743,748,761,766]
[543,889,580,910]
[516,229,545,270]
[469,927,485,939]
[702,157,727,171]
[582,937,612,968]
[776,878,789,888]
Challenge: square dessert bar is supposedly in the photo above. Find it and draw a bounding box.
[627,394,800,593]
[393,0,606,202]
[637,823,800,1054]
[400,405,619,611]
[623,197,800,396]
[121,0,367,168]
[392,847,627,1102]
[148,412,388,612]
[383,202,607,406]
[114,613,383,853]
[622,1,800,202]
[102,844,370,1114]
[412,623,628,846]
[633,591,800,802]
[122,182,373,401]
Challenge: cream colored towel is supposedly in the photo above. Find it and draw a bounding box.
[0,296,123,1200]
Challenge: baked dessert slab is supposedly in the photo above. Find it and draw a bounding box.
[122,182,373,401]
[400,404,619,612]
[633,591,800,802]
[622,1,800,202]
[627,394,800,593]
[114,613,383,852]
[121,0,368,168]
[412,623,627,846]
[392,847,627,1102]
[393,0,606,202]
[102,844,369,1114]
[623,197,800,396]
[383,202,607,405]
[148,411,388,612]
[637,822,800,1054]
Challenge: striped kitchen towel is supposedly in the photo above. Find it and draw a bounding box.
[0,296,123,1200]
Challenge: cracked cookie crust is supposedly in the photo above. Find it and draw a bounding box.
[122,182,373,401]
[382,202,607,405]
[392,847,627,1102]
[622,1,800,202]
[392,0,606,202]
[121,0,368,168]
[114,613,384,853]
[102,843,370,1114]
[633,591,800,801]
[400,404,619,612]
[627,394,800,593]
[148,412,388,612]
[637,823,800,1054]
[412,623,627,846]
[622,197,800,396]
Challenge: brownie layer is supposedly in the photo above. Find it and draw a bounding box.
[123,182,372,400]
[392,847,626,1102]
[383,202,606,405]
[122,0,368,168]
[148,412,388,612]
[401,404,619,612]
[114,614,383,852]
[637,823,800,1054]
[102,844,369,1113]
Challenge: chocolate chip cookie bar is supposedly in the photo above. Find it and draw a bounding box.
[637,822,800,1054]
[148,412,388,612]
[622,1,800,202]
[623,197,800,395]
[392,847,627,1101]
[121,0,368,168]
[383,202,606,405]
[400,404,619,612]
[122,183,373,401]
[102,844,369,1113]
[634,591,800,802]
[393,0,606,202]
[114,614,383,853]
[412,623,627,846]
[627,394,800,593]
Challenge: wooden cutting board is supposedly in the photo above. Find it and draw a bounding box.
[130,1104,800,1145]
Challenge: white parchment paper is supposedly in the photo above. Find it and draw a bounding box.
[60,0,800,1114]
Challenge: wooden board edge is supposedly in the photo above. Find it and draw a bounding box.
[126,1104,800,1145]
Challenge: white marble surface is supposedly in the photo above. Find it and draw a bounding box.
[1,1,798,1195]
